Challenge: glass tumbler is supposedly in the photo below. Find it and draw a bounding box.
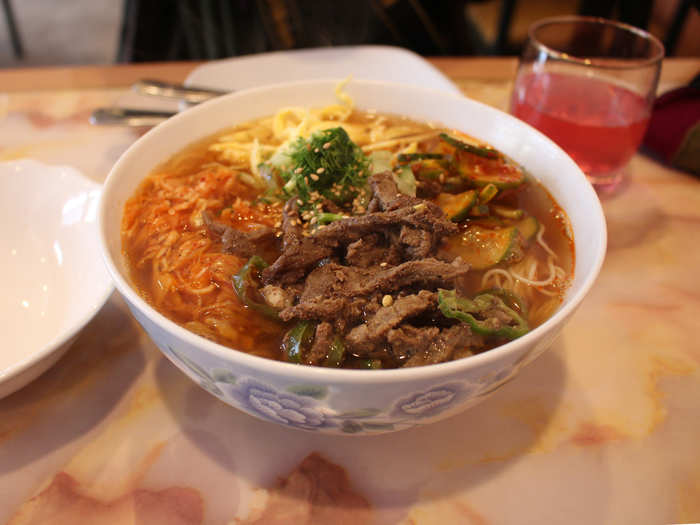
[510,16,664,192]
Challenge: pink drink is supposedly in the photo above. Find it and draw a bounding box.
[511,72,650,177]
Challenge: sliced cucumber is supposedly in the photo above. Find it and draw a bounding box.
[445,215,538,270]
[492,205,524,220]
[514,215,539,241]
[445,225,518,270]
[435,190,477,221]
[478,183,498,203]
[456,156,525,189]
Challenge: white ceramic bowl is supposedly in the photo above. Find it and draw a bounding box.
[0,160,113,398]
[99,80,606,434]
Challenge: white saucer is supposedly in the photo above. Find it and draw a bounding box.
[185,45,461,94]
[116,45,461,113]
[0,160,113,398]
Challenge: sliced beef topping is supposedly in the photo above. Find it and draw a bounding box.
[386,325,440,363]
[306,322,334,366]
[356,258,469,296]
[399,226,434,259]
[290,259,469,305]
[202,210,274,259]
[313,202,457,244]
[278,295,368,325]
[345,234,400,267]
[262,237,334,285]
[344,291,437,355]
[402,324,483,367]
[369,171,415,211]
[227,164,498,368]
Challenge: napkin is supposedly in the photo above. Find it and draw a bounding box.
[643,74,700,175]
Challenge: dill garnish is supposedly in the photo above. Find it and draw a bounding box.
[269,127,370,209]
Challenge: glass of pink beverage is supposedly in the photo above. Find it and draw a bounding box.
[511,16,664,192]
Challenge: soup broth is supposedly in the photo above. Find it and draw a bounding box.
[123,106,573,368]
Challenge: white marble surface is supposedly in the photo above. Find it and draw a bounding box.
[1,62,699,524]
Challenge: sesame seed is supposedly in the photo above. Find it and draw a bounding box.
[380,262,388,267]
[310,173,319,181]
[294,167,303,174]
[310,216,318,224]
[413,203,427,211]
[382,295,393,307]
[323,142,331,149]
[274,220,282,228]
[314,148,320,153]
[304,176,309,185]
[316,167,325,174]
[297,199,304,206]
[439,173,445,183]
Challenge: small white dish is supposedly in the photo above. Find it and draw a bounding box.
[116,45,461,113]
[184,45,461,94]
[0,160,113,398]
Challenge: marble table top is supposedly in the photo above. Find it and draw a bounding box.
[1,57,699,524]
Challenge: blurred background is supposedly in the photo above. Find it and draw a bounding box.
[0,0,698,68]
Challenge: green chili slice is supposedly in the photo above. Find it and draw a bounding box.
[282,321,316,363]
[324,336,346,368]
[232,256,279,319]
[437,288,529,340]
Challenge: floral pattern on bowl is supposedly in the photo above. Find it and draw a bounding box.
[164,344,518,434]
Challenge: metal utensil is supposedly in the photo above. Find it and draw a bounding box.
[132,79,228,105]
[89,107,177,126]
[90,79,229,126]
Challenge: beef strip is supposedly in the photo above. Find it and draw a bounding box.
[262,201,336,285]
[399,226,434,259]
[344,291,438,355]
[416,178,443,199]
[345,234,397,267]
[278,295,368,324]
[355,258,469,296]
[402,324,483,367]
[368,171,416,211]
[386,325,441,363]
[313,202,457,245]
[262,236,335,285]
[202,210,274,259]
[279,258,469,324]
[306,322,334,366]
[281,258,469,319]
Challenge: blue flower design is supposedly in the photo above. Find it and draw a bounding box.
[226,378,329,430]
[392,382,466,419]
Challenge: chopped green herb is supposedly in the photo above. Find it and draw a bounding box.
[265,127,370,209]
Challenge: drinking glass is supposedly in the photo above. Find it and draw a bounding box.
[510,16,664,192]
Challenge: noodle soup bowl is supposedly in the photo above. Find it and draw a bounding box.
[100,79,606,434]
